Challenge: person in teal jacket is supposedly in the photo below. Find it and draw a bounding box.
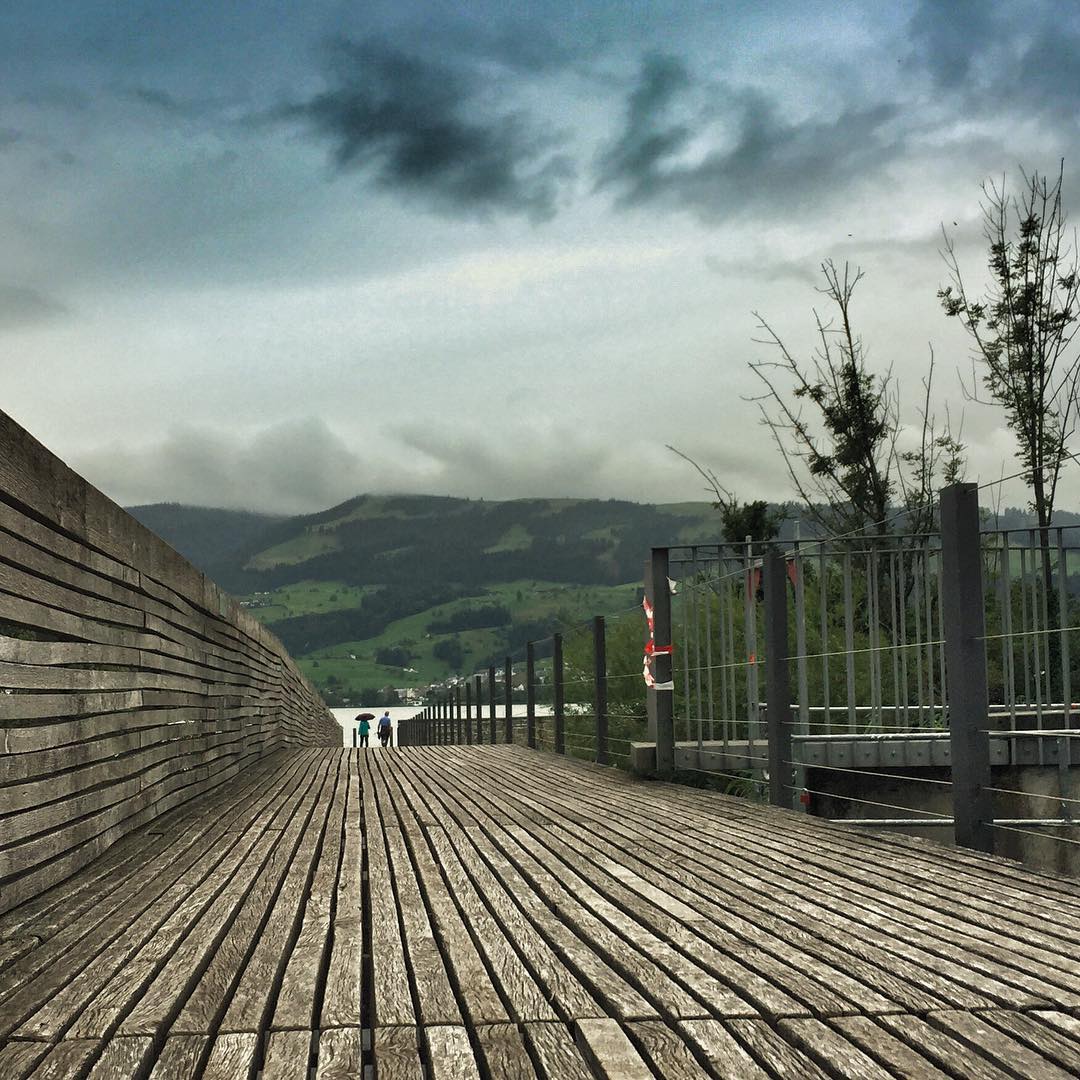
[357,717,370,748]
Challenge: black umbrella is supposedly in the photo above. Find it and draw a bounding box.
[354,712,376,722]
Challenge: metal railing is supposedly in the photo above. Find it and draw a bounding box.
[653,483,1080,870]
[400,482,1080,871]
[398,608,649,770]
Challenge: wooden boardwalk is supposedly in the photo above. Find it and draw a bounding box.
[3,746,1080,1078]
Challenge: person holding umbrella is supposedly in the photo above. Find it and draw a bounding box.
[355,712,375,748]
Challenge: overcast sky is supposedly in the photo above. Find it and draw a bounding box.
[4,1,1080,514]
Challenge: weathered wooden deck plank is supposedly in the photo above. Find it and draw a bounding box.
[0,753,321,1042]
[49,756,329,1044]
[476,745,1080,1010]
[359,754,415,1029]
[261,1029,312,1080]
[371,1026,424,1080]
[406,747,799,1019]
[0,751,305,999]
[4,744,1080,1079]
[479,754,971,1014]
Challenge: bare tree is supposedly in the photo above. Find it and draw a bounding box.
[666,445,784,542]
[940,161,1080,584]
[750,260,962,538]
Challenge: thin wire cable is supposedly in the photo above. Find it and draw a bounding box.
[989,822,1080,847]
[978,624,1080,642]
[984,785,1080,808]
[782,759,953,786]
[676,766,769,787]
[798,788,953,819]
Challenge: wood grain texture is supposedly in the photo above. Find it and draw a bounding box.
[0,1040,49,1080]
[84,1036,155,1079]
[828,1016,953,1080]
[523,1022,595,1080]
[314,1026,362,1080]
[676,1019,770,1079]
[473,1023,539,1079]
[200,1032,258,1080]
[4,744,1080,1079]
[625,1020,713,1079]
[261,1029,313,1080]
[574,1018,654,1080]
[29,1046,107,1080]
[147,1034,210,1080]
[424,1025,482,1080]
[373,1026,424,1080]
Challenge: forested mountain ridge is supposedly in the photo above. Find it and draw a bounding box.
[127,494,1072,704]
[126,494,723,702]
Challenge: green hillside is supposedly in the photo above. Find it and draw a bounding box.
[129,492,1080,706]
[129,494,724,704]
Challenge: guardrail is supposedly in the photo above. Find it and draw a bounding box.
[403,482,1080,876]
[0,411,339,914]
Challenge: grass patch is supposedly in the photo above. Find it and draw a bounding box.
[484,524,533,553]
[245,530,341,570]
[242,581,376,622]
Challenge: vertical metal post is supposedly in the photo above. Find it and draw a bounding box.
[504,657,513,743]
[553,633,565,754]
[843,549,856,732]
[488,665,497,744]
[819,547,831,733]
[889,550,901,729]
[1001,532,1016,730]
[1027,530,1046,763]
[764,551,794,809]
[704,559,715,742]
[352,724,357,748]
[869,547,882,728]
[649,547,675,779]
[692,549,702,748]
[682,583,692,742]
[474,675,483,743]
[465,681,473,744]
[744,537,759,746]
[1057,528,1073,820]
[594,615,608,765]
[794,529,808,738]
[940,482,994,854]
[526,641,537,749]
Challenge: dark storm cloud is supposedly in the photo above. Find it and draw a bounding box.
[594,53,692,204]
[280,38,574,221]
[907,0,997,90]
[596,54,900,221]
[124,86,213,118]
[908,0,1080,120]
[0,285,67,328]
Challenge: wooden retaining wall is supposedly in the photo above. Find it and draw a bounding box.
[0,410,339,915]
